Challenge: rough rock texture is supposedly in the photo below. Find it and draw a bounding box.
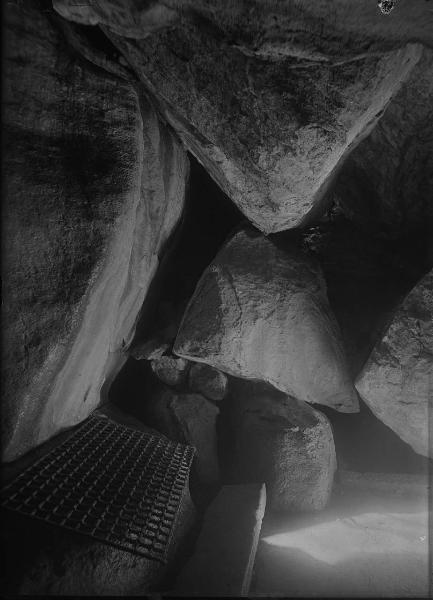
[151,355,190,387]
[252,469,429,598]
[189,363,228,402]
[54,0,433,233]
[54,1,433,48]
[228,380,336,512]
[356,270,433,457]
[2,1,188,462]
[174,229,358,413]
[129,336,170,361]
[139,387,220,485]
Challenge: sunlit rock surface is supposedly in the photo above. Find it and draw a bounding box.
[228,380,336,512]
[54,0,433,233]
[356,270,433,457]
[2,1,188,462]
[174,229,358,412]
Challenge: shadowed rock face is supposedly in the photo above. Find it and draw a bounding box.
[53,0,433,233]
[228,379,336,512]
[356,270,433,457]
[53,0,433,47]
[174,229,359,413]
[136,386,220,485]
[334,48,433,235]
[2,1,188,462]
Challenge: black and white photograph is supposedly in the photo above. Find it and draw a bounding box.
[1,0,432,597]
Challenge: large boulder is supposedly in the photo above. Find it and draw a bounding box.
[356,270,433,457]
[2,1,188,461]
[228,380,336,512]
[139,387,220,485]
[54,1,433,233]
[174,229,358,413]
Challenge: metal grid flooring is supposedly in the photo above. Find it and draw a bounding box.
[1,415,195,562]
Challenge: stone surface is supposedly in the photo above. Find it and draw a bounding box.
[188,363,228,402]
[140,387,220,485]
[129,336,170,361]
[151,355,190,387]
[53,0,179,38]
[174,483,266,597]
[54,1,433,233]
[174,229,358,413]
[356,270,433,457]
[302,212,432,378]
[2,1,188,462]
[228,380,337,512]
[252,470,429,598]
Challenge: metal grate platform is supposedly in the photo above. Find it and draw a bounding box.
[1,415,195,562]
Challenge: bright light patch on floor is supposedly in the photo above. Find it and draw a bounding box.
[262,511,428,566]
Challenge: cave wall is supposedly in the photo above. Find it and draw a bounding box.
[2,0,432,467]
[2,1,188,462]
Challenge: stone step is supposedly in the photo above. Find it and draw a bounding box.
[173,483,266,597]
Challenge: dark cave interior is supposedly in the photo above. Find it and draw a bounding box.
[108,155,430,481]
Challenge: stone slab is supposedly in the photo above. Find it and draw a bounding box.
[174,483,266,596]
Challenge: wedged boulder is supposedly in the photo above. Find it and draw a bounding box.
[228,380,336,512]
[2,1,188,461]
[55,2,432,233]
[140,387,220,485]
[356,270,433,457]
[174,229,358,413]
[189,363,228,403]
[151,355,190,387]
[129,337,170,361]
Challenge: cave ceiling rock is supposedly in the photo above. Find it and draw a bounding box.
[53,0,433,233]
[356,269,433,457]
[174,228,359,413]
[2,1,188,462]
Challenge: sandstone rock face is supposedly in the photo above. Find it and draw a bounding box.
[228,380,336,512]
[150,356,190,387]
[174,229,358,413]
[189,363,228,402]
[2,1,188,462]
[54,0,433,233]
[140,388,220,485]
[356,270,433,457]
